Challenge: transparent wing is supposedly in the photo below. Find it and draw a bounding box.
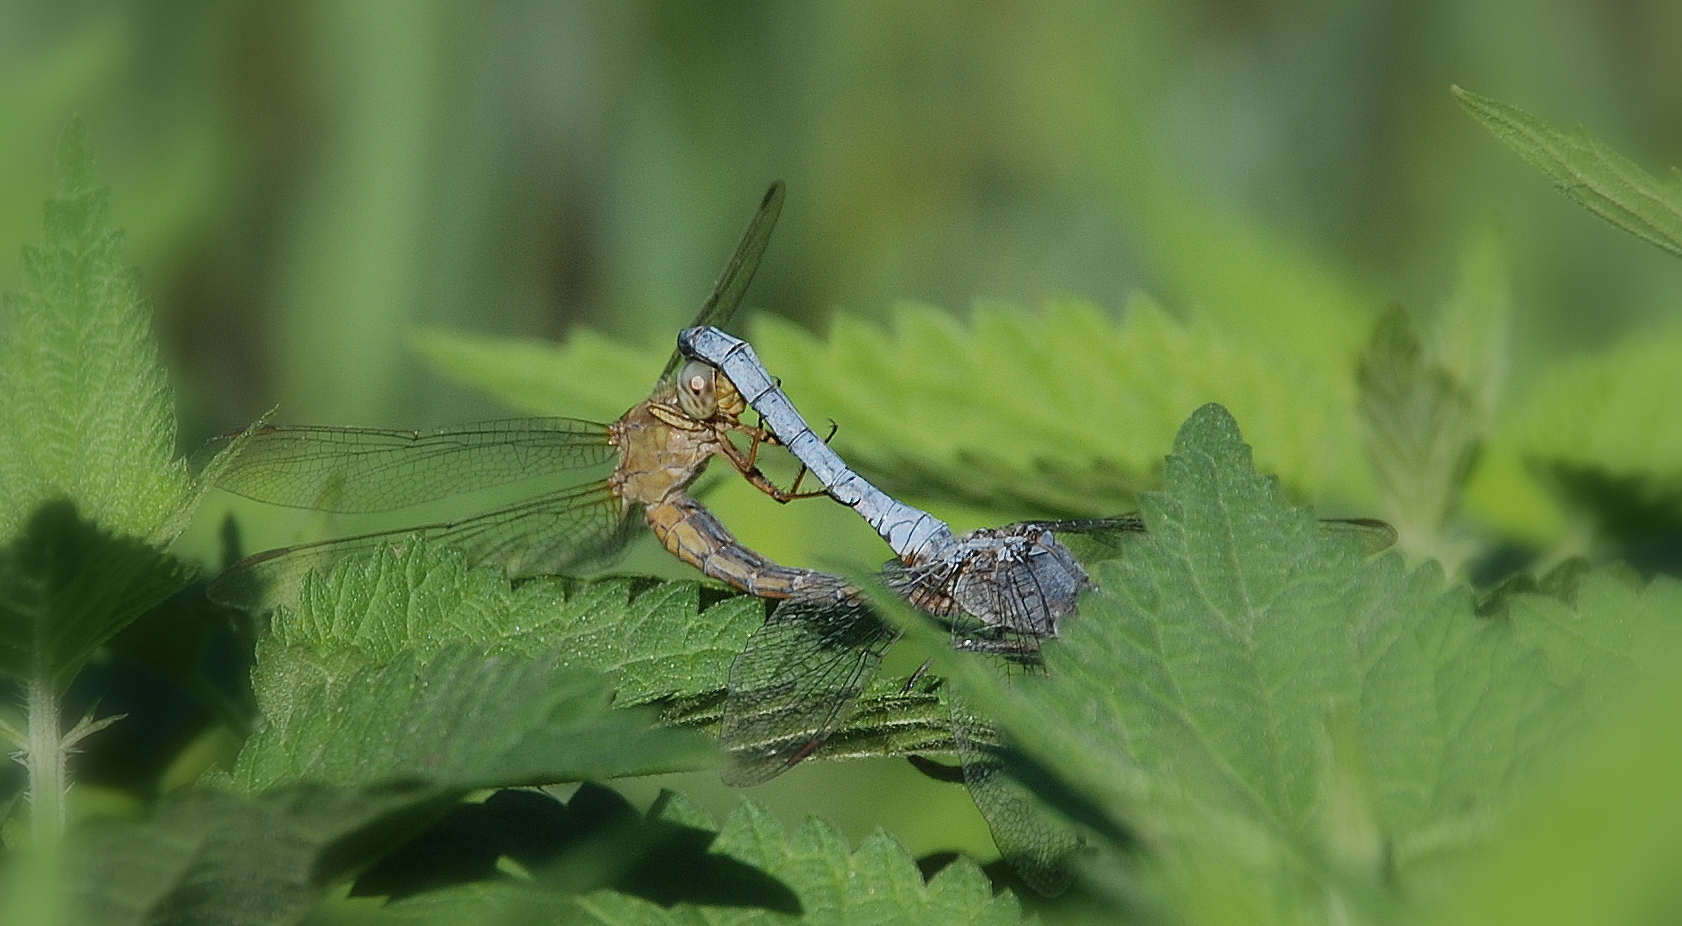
[196,418,616,513]
[1010,516,1145,565]
[720,585,898,786]
[947,686,1080,897]
[208,480,633,611]
[1015,515,1395,559]
[1318,517,1398,554]
[1015,516,1146,534]
[657,181,787,387]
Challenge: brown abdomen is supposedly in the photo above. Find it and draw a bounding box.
[645,495,844,600]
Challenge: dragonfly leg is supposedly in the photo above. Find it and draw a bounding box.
[720,425,831,504]
[900,658,934,694]
[787,419,840,497]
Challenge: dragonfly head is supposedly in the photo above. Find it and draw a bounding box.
[676,359,746,421]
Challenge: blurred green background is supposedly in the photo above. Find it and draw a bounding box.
[6,0,1681,877]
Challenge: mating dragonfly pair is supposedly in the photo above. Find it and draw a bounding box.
[205,183,1392,893]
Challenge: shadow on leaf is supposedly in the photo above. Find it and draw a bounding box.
[352,783,801,914]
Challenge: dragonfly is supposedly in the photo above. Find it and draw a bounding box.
[203,181,850,611]
[677,323,1397,894]
[680,323,1395,641]
[679,325,1142,642]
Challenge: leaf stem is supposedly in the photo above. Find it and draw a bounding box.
[26,674,65,844]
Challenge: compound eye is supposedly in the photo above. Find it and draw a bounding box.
[676,360,718,419]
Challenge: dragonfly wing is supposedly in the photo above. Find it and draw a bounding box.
[1318,517,1398,554]
[1014,516,1146,535]
[657,181,786,386]
[208,481,631,611]
[198,417,615,512]
[947,686,1080,897]
[720,587,897,786]
[1009,515,1394,560]
[1009,516,1145,565]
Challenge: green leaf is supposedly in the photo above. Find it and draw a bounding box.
[414,296,1373,519]
[1428,233,1510,426]
[0,500,195,689]
[281,538,950,762]
[1506,571,1682,696]
[224,543,720,792]
[924,404,1571,918]
[1434,586,1682,926]
[377,798,1031,926]
[1364,233,1536,555]
[228,541,949,791]
[349,784,804,912]
[72,783,454,926]
[1454,86,1682,260]
[407,325,648,425]
[262,544,765,707]
[0,121,200,545]
[1499,318,1682,537]
[227,644,711,793]
[1356,306,1482,570]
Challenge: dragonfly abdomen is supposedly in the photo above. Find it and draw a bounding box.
[645,494,848,601]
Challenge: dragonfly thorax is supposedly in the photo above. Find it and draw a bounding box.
[947,525,1089,637]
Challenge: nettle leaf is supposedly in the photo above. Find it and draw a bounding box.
[1454,86,1682,260]
[1429,234,1510,429]
[377,798,1030,926]
[1506,571,1682,696]
[939,404,1571,917]
[408,324,652,425]
[1359,235,1519,555]
[1501,318,1682,534]
[225,544,725,793]
[349,785,800,908]
[226,644,711,794]
[263,543,767,706]
[0,501,195,688]
[414,296,1370,518]
[1435,590,1682,926]
[72,782,452,926]
[0,121,205,545]
[1356,307,1482,570]
[230,541,948,791]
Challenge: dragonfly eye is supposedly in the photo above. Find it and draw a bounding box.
[677,360,719,419]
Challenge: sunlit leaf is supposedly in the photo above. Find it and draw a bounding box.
[1356,306,1482,569]
[407,325,649,425]
[227,541,951,790]
[414,296,1373,520]
[227,644,712,793]
[1455,86,1682,260]
[223,544,724,793]
[1506,571,1682,697]
[913,404,1583,919]
[0,121,198,545]
[262,543,765,706]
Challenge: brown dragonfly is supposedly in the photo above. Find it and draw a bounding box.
[204,182,846,610]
